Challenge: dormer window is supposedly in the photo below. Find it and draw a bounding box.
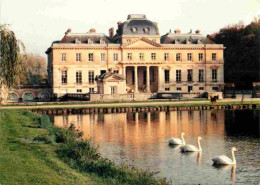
[75,38,81,44]
[131,27,138,33]
[186,39,192,44]
[100,39,105,44]
[88,38,93,44]
[143,27,150,33]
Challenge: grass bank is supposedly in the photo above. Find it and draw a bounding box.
[0,110,168,185]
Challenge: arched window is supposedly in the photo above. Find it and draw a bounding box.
[131,27,138,33]
[143,27,150,33]
[38,91,51,101]
[7,93,19,102]
[22,92,34,102]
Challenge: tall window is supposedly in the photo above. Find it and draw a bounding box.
[212,53,216,61]
[176,53,181,61]
[151,53,156,60]
[113,53,118,61]
[89,88,94,93]
[127,53,132,60]
[61,53,66,62]
[187,69,193,81]
[111,86,117,94]
[198,69,204,82]
[164,53,169,61]
[101,53,106,62]
[100,70,106,76]
[212,69,217,82]
[76,53,81,62]
[176,70,181,82]
[164,70,170,83]
[198,53,203,61]
[88,53,93,62]
[139,53,144,60]
[88,71,94,84]
[187,53,192,61]
[61,71,67,84]
[76,71,82,84]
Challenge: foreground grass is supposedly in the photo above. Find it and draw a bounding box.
[0,110,167,185]
[0,110,113,185]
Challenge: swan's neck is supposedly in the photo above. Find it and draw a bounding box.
[231,150,236,164]
[197,139,202,151]
[181,134,185,145]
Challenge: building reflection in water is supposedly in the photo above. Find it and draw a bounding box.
[53,110,225,146]
[52,110,259,184]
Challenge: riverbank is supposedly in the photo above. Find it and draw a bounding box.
[0,110,167,185]
[1,98,260,110]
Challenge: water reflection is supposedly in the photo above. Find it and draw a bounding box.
[51,110,260,185]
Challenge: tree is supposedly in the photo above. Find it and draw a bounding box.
[19,53,47,85]
[0,24,25,104]
[208,18,260,89]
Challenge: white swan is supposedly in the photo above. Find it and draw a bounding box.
[180,136,202,152]
[168,132,185,145]
[212,147,238,165]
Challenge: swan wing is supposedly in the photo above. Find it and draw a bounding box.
[168,138,183,145]
[212,155,233,165]
[180,144,198,152]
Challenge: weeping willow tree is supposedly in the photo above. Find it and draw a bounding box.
[0,24,25,104]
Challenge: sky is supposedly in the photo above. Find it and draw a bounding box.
[1,0,259,58]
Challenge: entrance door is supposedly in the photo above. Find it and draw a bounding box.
[188,86,193,93]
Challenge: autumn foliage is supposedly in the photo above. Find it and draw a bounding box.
[208,18,260,89]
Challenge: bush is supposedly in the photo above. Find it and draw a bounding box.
[36,115,168,185]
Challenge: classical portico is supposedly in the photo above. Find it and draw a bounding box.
[124,65,160,93]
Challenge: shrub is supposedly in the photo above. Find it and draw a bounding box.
[36,114,168,185]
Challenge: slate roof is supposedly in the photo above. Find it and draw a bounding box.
[60,33,111,44]
[161,32,215,44]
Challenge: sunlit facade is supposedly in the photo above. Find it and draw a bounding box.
[46,14,225,98]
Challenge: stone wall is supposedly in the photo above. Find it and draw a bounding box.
[90,93,154,102]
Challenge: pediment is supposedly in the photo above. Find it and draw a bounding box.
[123,37,162,48]
[103,75,125,82]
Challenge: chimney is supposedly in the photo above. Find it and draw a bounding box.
[89,28,96,33]
[65,28,72,35]
[174,29,181,34]
[109,27,114,37]
[195,30,201,34]
[117,21,123,29]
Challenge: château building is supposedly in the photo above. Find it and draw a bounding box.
[46,14,224,100]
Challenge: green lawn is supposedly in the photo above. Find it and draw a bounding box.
[0,110,112,185]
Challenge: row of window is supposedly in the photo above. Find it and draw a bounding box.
[126,52,217,61]
[61,53,217,62]
[62,70,119,85]
[62,53,111,62]
[164,69,218,83]
[164,86,218,92]
[61,69,218,85]
[76,87,117,94]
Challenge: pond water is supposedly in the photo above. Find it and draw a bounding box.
[50,110,260,185]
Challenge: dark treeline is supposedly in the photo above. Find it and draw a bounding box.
[208,18,260,89]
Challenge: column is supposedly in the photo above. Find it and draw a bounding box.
[122,66,126,77]
[146,66,150,92]
[134,66,139,93]
[158,66,163,92]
